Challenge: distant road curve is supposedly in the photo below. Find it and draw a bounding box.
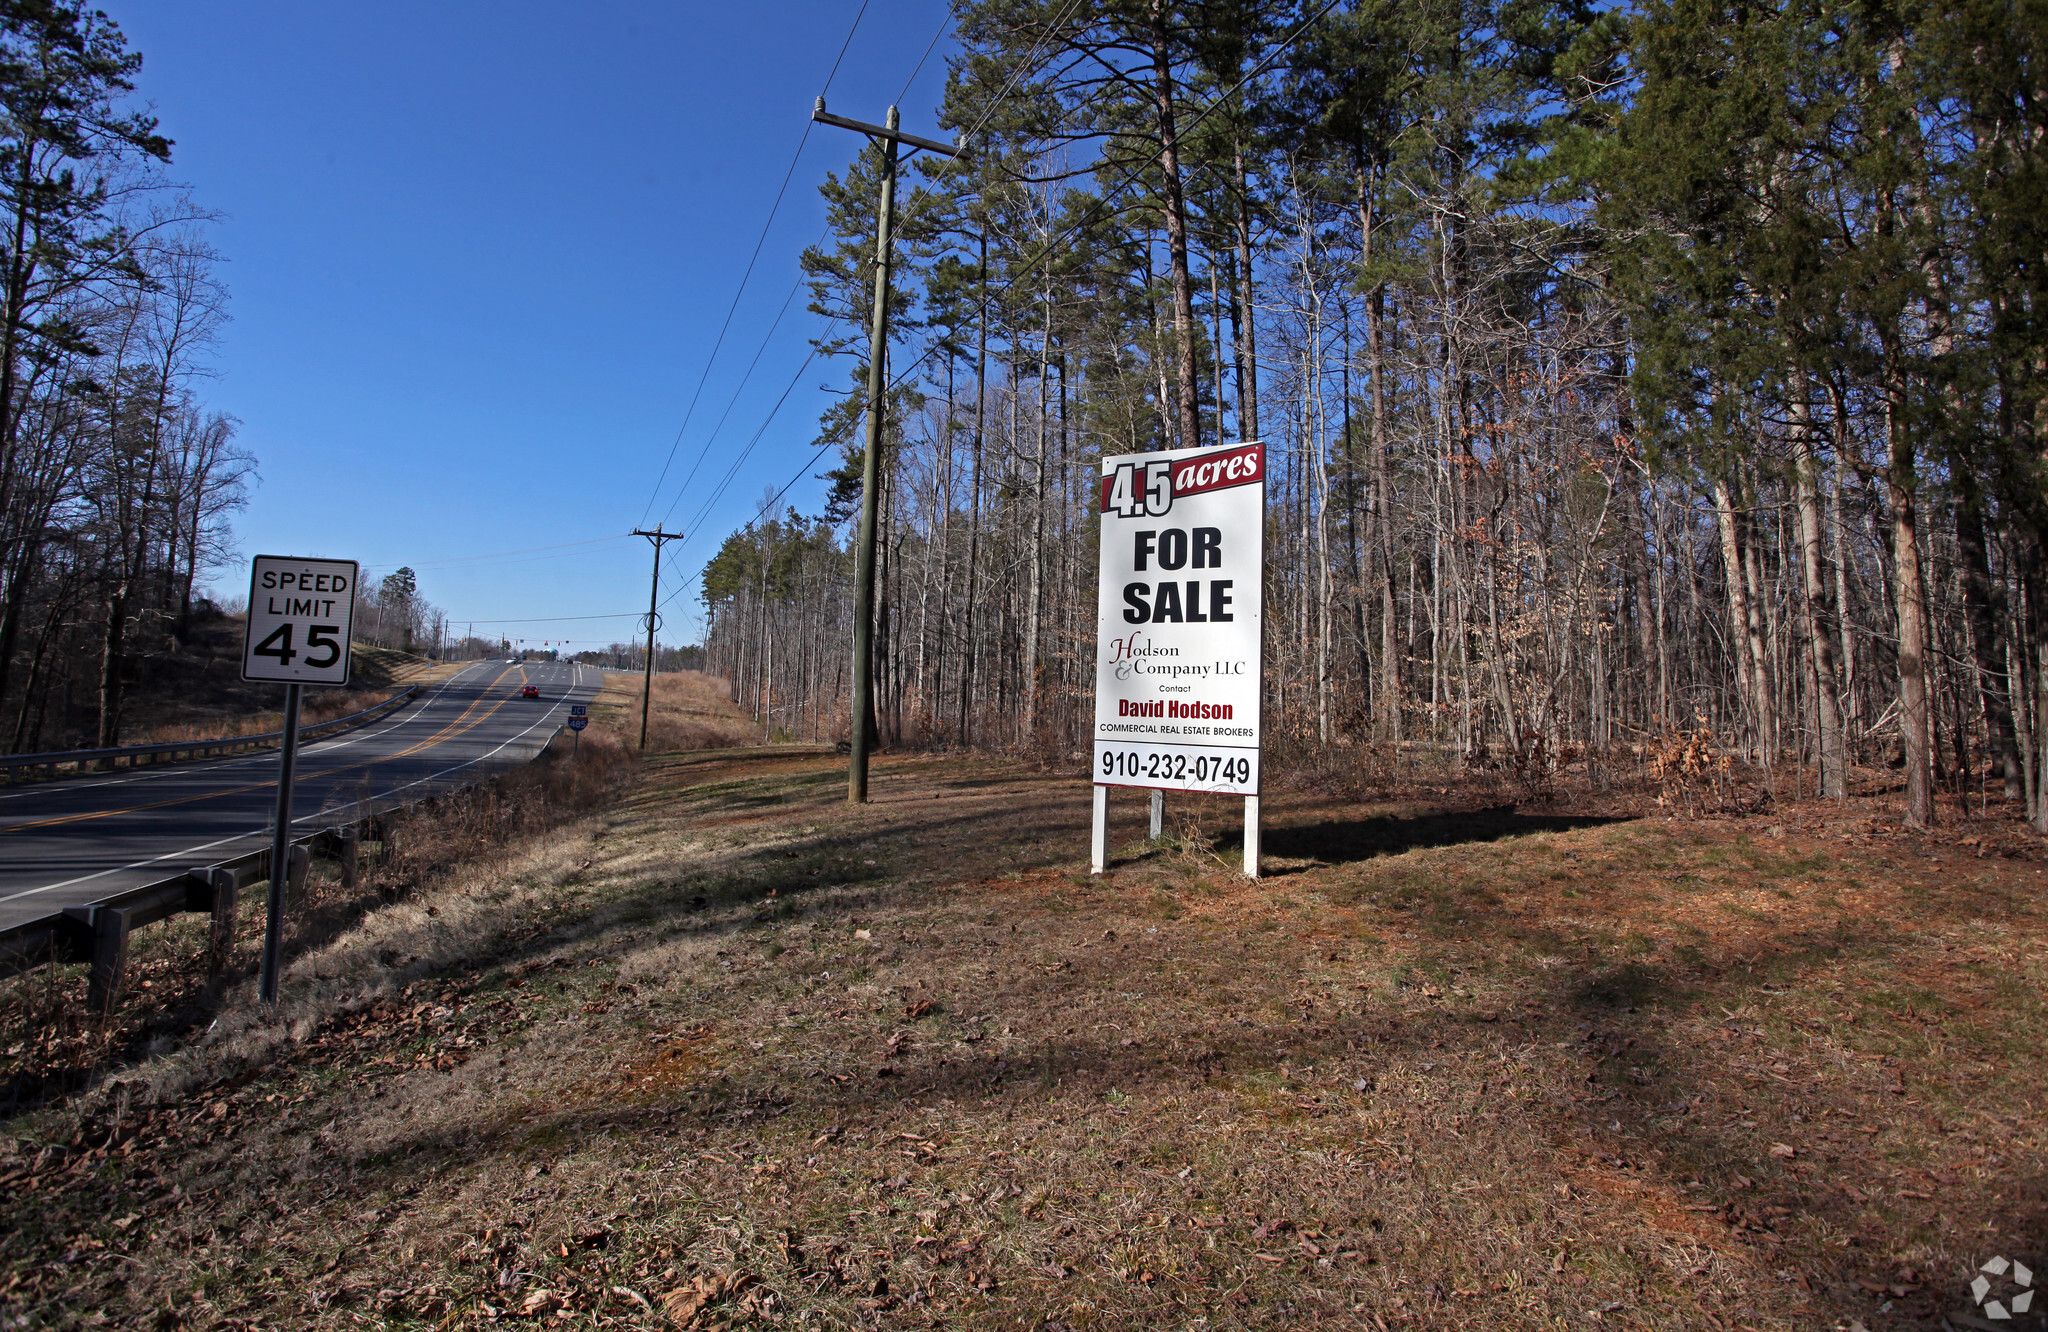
[0,659,599,934]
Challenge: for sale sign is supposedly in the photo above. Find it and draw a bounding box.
[242,555,358,685]
[1093,441,1263,795]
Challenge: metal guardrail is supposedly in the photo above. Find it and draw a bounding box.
[0,685,421,782]
[0,678,587,1011]
[0,822,378,1010]
[0,697,577,1011]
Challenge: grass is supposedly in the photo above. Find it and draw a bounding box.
[591,669,764,753]
[1,736,2044,1330]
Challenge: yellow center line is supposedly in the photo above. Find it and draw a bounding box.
[1,666,555,835]
[364,665,523,764]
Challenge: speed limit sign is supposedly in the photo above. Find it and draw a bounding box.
[243,555,358,685]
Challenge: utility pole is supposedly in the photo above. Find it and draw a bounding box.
[632,525,680,749]
[813,98,966,804]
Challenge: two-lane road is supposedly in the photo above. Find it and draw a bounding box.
[0,660,600,933]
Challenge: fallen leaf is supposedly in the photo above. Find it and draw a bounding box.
[1768,1143,1797,1160]
[659,1271,755,1327]
[519,1289,563,1316]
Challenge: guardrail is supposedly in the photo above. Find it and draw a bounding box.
[0,821,384,1011]
[0,679,584,1012]
[0,686,421,783]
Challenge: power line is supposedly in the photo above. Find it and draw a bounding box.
[821,0,872,99]
[895,13,949,106]
[361,534,634,572]
[650,8,1331,607]
[445,611,645,624]
[670,349,820,559]
[649,4,1066,616]
[652,259,814,527]
[636,133,816,524]
[635,0,875,525]
[951,0,1090,149]
[629,344,823,618]
[651,338,944,616]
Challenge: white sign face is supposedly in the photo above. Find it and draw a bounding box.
[242,555,358,686]
[1093,442,1264,795]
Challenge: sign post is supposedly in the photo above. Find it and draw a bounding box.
[242,555,358,1003]
[1090,442,1265,876]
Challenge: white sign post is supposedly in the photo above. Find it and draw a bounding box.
[242,555,358,1003]
[1091,442,1264,876]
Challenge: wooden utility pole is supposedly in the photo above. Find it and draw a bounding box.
[812,99,966,804]
[633,526,680,750]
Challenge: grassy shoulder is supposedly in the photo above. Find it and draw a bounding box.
[1,745,2043,1330]
[590,669,775,752]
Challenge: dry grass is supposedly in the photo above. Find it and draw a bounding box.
[0,728,638,1119]
[126,685,407,749]
[592,669,764,752]
[1,748,2044,1331]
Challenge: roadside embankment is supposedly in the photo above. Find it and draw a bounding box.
[3,737,2042,1329]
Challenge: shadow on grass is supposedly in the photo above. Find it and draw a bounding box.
[1568,961,1682,1010]
[1245,805,1627,865]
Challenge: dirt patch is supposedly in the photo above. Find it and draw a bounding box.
[1,754,2042,1330]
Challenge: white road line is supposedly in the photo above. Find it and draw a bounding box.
[0,663,497,804]
[0,667,596,909]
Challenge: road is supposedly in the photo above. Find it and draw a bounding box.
[0,659,600,933]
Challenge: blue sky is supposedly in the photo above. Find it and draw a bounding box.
[118,0,957,651]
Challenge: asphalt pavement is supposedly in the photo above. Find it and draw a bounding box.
[0,659,599,933]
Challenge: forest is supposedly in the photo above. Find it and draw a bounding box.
[698,0,2048,832]
[0,2,253,753]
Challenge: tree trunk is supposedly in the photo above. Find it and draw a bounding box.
[1956,479,2021,800]
[1149,0,1200,452]
[1711,475,1765,763]
[1233,138,1259,445]
[1886,424,1937,829]
[1788,384,1847,799]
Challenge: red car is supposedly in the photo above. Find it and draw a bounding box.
[521,685,540,699]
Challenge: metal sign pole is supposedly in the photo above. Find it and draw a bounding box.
[259,682,303,1004]
[242,553,357,1006]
